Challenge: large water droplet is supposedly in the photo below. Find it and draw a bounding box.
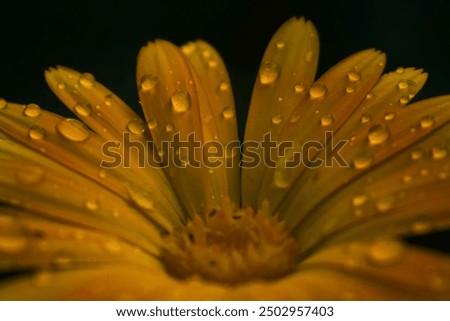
[140,74,158,91]
[171,89,191,113]
[347,71,361,82]
[56,119,90,142]
[367,238,405,266]
[127,118,146,135]
[320,114,334,127]
[0,98,7,110]
[15,166,44,186]
[368,124,390,145]
[271,114,283,125]
[73,101,92,117]
[309,82,327,99]
[420,115,435,129]
[28,126,46,140]
[353,151,374,169]
[78,73,95,88]
[221,106,235,119]
[259,61,280,85]
[23,103,41,118]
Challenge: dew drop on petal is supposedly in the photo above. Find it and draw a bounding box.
[259,61,280,85]
[147,118,158,130]
[103,240,122,254]
[384,112,396,121]
[271,114,283,125]
[347,71,361,82]
[376,196,395,213]
[309,82,327,99]
[320,114,334,127]
[273,169,291,189]
[0,234,28,254]
[368,124,390,145]
[127,185,154,211]
[432,145,447,160]
[397,80,409,90]
[78,73,95,88]
[98,169,107,178]
[52,255,73,269]
[399,96,409,104]
[73,101,92,117]
[352,194,368,207]
[23,103,41,117]
[57,82,66,90]
[276,41,285,49]
[293,82,306,94]
[420,115,435,129]
[289,114,300,123]
[165,123,174,133]
[56,119,90,142]
[353,151,374,169]
[127,118,146,135]
[396,67,405,74]
[361,114,371,124]
[15,166,44,186]
[402,175,413,183]
[367,238,405,266]
[84,199,99,211]
[140,74,158,92]
[218,81,229,92]
[411,215,432,234]
[345,86,355,93]
[221,106,235,119]
[410,149,424,161]
[0,98,7,110]
[171,89,191,113]
[28,126,46,140]
[104,94,113,106]
[304,50,314,62]
[365,92,374,99]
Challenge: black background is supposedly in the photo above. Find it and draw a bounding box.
[1,0,449,253]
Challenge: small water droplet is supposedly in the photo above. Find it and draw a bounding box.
[397,80,409,90]
[84,199,99,211]
[181,42,196,55]
[103,240,122,254]
[353,151,374,169]
[289,114,300,123]
[165,123,174,133]
[399,96,409,104]
[396,67,405,74]
[201,49,211,59]
[309,82,327,99]
[366,92,374,99]
[23,103,41,117]
[271,114,283,125]
[410,149,424,161]
[276,41,285,49]
[367,238,405,266]
[411,215,432,234]
[361,114,371,124]
[15,166,44,186]
[420,115,435,129]
[57,82,66,90]
[140,74,158,91]
[0,234,28,254]
[127,118,146,135]
[73,101,92,117]
[28,126,46,140]
[347,71,361,82]
[104,94,113,106]
[171,89,191,113]
[345,86,355,93]
[259,61,280,85]
[368,124,390,145]
[293,82,306,94]
[127,185,154,211]
[78,73,95,88]
[56,119,90,142]
[402,175,413,183]
[384,112,396,121]
[147,118,158,130]
[352,194,368,207]
[98,169,107,178]
[218,81,229,92]
[208,59,218,68]
[273,169,291,188]
[432,145,447,160]
[320,114,334,127]
[221,106,235,119]
[376,196,395,213]
[304,50,314,62]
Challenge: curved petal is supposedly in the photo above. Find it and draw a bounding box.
[137,40,239,218]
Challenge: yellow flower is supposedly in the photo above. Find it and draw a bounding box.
[0,17,450,300]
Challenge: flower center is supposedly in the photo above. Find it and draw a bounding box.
[160,201,298,284]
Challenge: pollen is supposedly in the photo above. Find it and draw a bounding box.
[160,200,298,284]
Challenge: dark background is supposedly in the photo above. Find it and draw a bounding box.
[1,0,449,253]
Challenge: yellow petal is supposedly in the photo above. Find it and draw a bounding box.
[0,102,184,228]
[242,17,319,208]
[137,40,240,217]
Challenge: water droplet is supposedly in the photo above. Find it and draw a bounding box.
[127,185,154,211]
[52,255,73,269]
[411,215,432,234]
[290,114,300,123]
[165,123,174,133]
[28,126,46,140]
[78,73,95,88]
[56,119,90,142]
[309,82,327,99]
[201,49,211,59]
[361,114,371,124]
[376,196,395,213]
[293,82,306,94]
[402,175,413,183]
[57,82,66,89]
[140,74,158,91]
[353,151,374,169]
[420,115,435,129]
[438,171,448,180]
[345,86,355,93]
[218,81,229,92]
[399,96,409,104]
[273,169,291,188]
[0,98,7,110]
[0,234,28,254]
[98,169,107,178]
[171,89,191,113]
[397,80,409,90]
[127,118,146,135]
[104,94,113,106]
[103,240,122,254]
[347,71,361,82]
[367,238,405,266]
[147,118,158,130]
[15,166,44,186]
[276,41,285,49]
[366,92,374,99]
[259,61,280,85]
[181,42,196,55]
[271,114,283,125]
[396,67,405,74]
[432,145,447,160]
[384,112,396,121]
[305,50,314,62]
[221,106,235,119]
[420,168,429,177]
[73,101,92,117]
[320,114,334,127]
[23,103,41,117]
[410,149,424,161]
[352,194,368,207]
[368,124,390,145]
[84,199,99,211]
